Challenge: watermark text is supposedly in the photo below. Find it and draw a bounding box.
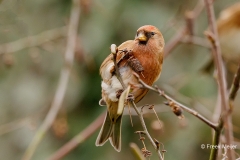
[201,144,237,150]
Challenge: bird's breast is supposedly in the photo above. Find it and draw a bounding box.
[101,64,145,103]
[132,47,162,85]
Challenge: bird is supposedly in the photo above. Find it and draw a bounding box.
[217,2,240,82]
[95,25,165,152]
[203,3,240,86]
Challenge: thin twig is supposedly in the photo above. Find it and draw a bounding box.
[164,0,205,58]
[131,101,163,159]
[111,44,125,89]
[164,27,186,57]
[137,74,226,160]
[204,0,235,159]
[111,45,164,160]
[192,0,205,17]
[0,106,48,136]
[135,74,218,130]
[212,91,222,123]
[48,112,105,160]
[181,35,211,48]
[22,1,81,159]
[148,105,162,128]
[229,63,240,103]
[0,114,41,136]
[0,27,67,54]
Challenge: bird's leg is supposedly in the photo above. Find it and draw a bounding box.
[127,93,135,101]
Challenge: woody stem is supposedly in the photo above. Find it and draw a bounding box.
[135,74,218,130]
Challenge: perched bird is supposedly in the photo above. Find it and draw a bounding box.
[203,3,240,86]
[96,25,165,152]
[217,3,240,78]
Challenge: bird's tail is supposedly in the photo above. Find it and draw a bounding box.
[95,110,123,152]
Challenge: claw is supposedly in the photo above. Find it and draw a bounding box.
[127,93,135,101]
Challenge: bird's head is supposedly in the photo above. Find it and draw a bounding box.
[134,25,164,52]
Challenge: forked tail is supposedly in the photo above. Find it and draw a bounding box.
[95,111,122,152]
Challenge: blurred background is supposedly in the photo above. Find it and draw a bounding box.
[0,0,239,159]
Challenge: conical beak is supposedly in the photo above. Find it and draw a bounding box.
[137,32,147,42]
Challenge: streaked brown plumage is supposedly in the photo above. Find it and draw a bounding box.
[96,25,164,152]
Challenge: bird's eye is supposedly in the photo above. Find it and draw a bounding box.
[151,32,155,36]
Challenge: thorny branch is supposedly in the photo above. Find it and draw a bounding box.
[111,44,164,160]
[22,0,81,159]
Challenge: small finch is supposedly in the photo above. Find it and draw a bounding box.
[203,3,240,85]
[217,3,240,77]
[96,25,165,152]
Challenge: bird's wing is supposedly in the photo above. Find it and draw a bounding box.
[100,40,135,83]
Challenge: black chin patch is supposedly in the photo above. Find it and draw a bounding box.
[139,41,147,45]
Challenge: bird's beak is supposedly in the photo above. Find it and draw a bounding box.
[136,32,147,42]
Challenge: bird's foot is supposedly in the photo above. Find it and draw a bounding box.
[116,89,124,99]
[127,93,135,101]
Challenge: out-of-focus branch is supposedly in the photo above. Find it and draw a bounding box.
[181,35,210,48]
[48,112,105,160]
[209,118,224,160]
[135,74,218,130]
[22,0,81,160]
[164,27,186,57]
[129,143,146,160]
[0,27,67,54]
[229,63,240,104]
[204,0,235,159]
[164,0,205,57]
[0,106,48,136]
[0,115,40,136]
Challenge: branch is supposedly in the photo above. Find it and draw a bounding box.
[111,44,126,89]
[209,118,224,160]
[48,112,105,160]
[130,101,163,160]
[0,113,42,136]
[136,74,226,160]
[164,27,186,57]
[135,75,218,130]
[229,63,240,103]
[180,35,210,48]
[0,26,67,54]
[204,0,235,159]
[164,0,205,57]
[111,45,164,160]
[129,143,146,160]
[22,0,81,159]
